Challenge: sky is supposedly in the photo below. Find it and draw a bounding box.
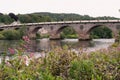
[0,0,120,18]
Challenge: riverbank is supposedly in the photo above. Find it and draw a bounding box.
[0,41,119,80]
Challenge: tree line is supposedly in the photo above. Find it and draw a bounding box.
[0,12,119,24]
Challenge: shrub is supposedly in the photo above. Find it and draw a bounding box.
[69,60,95,80]
[36,33,41,39]
[43,47,77,79]
[18,25,27,38]
[0,34,5,39]
[0,26,27,40]
[36,33,49,39]
[2,30,21,40]
[0,37,120,80]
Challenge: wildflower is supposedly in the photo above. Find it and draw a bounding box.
[8,48,15,54]
[29,53,34,58]
[117,47,120,51]
[23,55,29,66]
[41,51,45,58]
[17,47,24,52]
[22,36,30,43]
[18,55,22,59]
[5,61,11,67]
[22,44,28,49]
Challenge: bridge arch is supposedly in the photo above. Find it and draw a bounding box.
[86,24,116,39]
[55,25,78,39]
[28,27,43,39]
[56,25,69,34]
[32,27,42,33]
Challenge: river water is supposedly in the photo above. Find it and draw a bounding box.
[0,39,115,63]
[0,39,115,53]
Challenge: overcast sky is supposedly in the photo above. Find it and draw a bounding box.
[0,0,120,17]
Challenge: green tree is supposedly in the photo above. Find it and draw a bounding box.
[60,27,78,39]
[2,30,21,40]
[18,25,27,38]
[90,26,113,39]
[0,15,14,24]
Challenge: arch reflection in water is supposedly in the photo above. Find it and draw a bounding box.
[35,39,93,52]
[0,39,114,53]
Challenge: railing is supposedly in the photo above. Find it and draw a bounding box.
[23,19,120,25]
[0,20,120,27]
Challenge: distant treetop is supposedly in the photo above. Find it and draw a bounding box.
[0,12,119,24]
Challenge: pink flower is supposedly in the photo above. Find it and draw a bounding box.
[5,61,11,66]
[23,44,28,49]
[29,53,34,58]
[22,36,30,43]
[17,47,24,52]
[18,56,22,60]
[117,47,120,50]
[8,48,15,54]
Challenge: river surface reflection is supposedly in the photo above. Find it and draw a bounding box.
[0,39,115,53]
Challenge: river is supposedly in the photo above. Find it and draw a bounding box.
[0,39,115,53]
[0,39,115,63]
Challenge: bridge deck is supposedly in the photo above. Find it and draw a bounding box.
[1,20,120,27]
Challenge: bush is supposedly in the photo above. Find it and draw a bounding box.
[0,34,5,39]
[0,26,27,40]
[36,33,41,39]
[90,26,113,39]
[0,39,120,80]
[69,60,95,80]
[44,47,77,79]
[1,30,21,40]
[18,26,27,38]
[36,33,49,39]
[60,27,78,39]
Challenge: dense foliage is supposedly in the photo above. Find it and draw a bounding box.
[90,26,113,39]
[0,40,120,80]
[36,33,49,39]
[34,12,118,21]
[0,14,14,24]
[0,12,118,24]
[59,25,113,39]
[0,26,27,40]
[60,27,78,39]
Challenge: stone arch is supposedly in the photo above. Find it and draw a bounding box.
[56,25,69,34]
[29,27,42,39]
[32,27,42,34]
[86,24,116,38]
[53,25,78,39]
[56,25,79,34]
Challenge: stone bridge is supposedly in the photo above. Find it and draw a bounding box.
[0,20,120,40]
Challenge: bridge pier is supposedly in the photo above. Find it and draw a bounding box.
[78,34,91,40]
[49,34,61,40]
[114,36,120,42]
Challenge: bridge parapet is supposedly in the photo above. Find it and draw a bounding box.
[1,19,120,27]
